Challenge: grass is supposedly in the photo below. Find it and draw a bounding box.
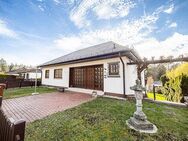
[26,97,188,141]
[3,86,57,99]
[147,92,167,101]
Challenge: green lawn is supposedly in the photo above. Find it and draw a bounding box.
[3,86,57,99]
[147,92,167,101]
[26,98,188,141]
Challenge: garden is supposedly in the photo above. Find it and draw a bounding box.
[25,97,188,141]
[3,86,57,99]
[146,63,188,103]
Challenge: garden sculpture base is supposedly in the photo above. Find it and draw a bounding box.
[126,112,157,133]
[126,80,157,133]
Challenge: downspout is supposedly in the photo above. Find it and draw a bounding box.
[119,52,126,98]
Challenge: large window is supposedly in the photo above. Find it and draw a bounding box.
[45,70,49,78]
[108,62,120,76]
[54,69,62,79]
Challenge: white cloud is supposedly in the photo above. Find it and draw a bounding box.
[53,0,60,4]
[70,0,136,28]
[1,41,63,66]
[38,5,44,11]
[0,54,26,65]
[93,0,135,20]
[70,0,95,28]
[0,19,17,38]
[54,32,188,60]
[54,4,186,59]
[54,36,83,52]
[161,33,188,54]
[54,13,159,53]
[134,33,188,59]
[164,4,174,14]
[168,22,177,28]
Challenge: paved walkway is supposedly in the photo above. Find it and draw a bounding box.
[2,91,93,123]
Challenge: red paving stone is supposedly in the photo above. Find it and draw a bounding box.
[2,91,93,123]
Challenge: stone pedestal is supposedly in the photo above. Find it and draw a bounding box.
[126,114,157,133]
[126,80,157,133]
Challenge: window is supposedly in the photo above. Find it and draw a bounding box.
[108,62,119,76]
[26,73,29,79]
[45,70,49,78]
[54,69,62,79]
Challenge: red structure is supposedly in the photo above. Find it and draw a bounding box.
[0,83,6,96]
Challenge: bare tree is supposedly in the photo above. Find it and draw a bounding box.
[0,58,7,72]
[8,63,14,72]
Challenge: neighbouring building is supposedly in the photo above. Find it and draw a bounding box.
[7,68,41,80]
[39,41,143,97]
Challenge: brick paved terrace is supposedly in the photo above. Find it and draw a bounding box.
[2,91,93,123]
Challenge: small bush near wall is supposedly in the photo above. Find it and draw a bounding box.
[0,74,16,79]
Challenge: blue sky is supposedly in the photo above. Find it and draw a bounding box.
[0,0,188,66]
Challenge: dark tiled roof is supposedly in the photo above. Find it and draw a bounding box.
[7,68,41,74]
[40,41,141,67]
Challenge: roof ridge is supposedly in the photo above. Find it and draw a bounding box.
[63,41,116,56]
[39,41,138,67]
[41,41,117,65]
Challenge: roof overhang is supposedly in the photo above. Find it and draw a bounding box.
[39,50,141,67]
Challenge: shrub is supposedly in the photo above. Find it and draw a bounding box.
[160,74,169,86]
[161,63,188,102]
[181,74,188,97]
[0,74,16,79]
[161,76,182,102]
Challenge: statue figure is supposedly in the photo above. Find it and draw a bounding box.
[126,79,158,133]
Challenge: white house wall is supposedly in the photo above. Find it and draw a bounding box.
[125,64,137,94]
[42,65,69,87]
[28,72,41,79]
[22,72,41,79]
[41,57,137,95]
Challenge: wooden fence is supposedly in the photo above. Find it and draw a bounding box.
[0,78,41,89]
[0,96,26,141]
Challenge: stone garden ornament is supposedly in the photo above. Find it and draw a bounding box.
[126,79,158,133]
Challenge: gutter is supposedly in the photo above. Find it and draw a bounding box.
[129,49,142,63]
[119,52,126,98]
[38,51,130,68]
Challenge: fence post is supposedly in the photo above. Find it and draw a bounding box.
[13,120,26,141]
[19,80,22,88]
[31,80,33,88]
[153,86,156,101]
[5,81,8,89]
[0,96,2,107]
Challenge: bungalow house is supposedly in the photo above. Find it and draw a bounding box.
[39,41,143,97]
[7,68,41,80]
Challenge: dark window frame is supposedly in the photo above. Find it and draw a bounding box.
[108,62,120,77]
[45,70,49,78]
[54,69,62,79]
